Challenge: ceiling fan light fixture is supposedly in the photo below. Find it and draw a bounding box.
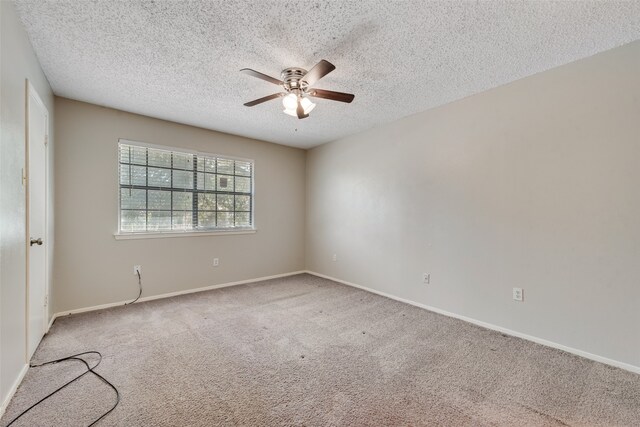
[282,93,298,110]
[283,96,316,117]
[300,97,316,114]
[283,108,297,117]
[242,60,354,120]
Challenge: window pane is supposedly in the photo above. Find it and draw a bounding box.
[120,165,130,185]
[119,145,130,162]
[121,210,146,231]
[196,156,215,173]
[235,160,251,176]
[235,212,250,227]
[235,195,250,211]
[217,194,233,211]
[147,211,171,231]
[235,176,251,193]
[173,153,193,170]
[148,190,171,210]
[217,158,234,174]
[148,167,171,187]
[121,189,146,209]
[198,156,216,173]
[125,146,147,165]
[197,172,216,191]
[172,211,193,230]
[198,211,216,228]
[216,174,233,191]
[217,212,234,228]
[173,192,192,210]
[206,158,216,172]
[120,145,147,165]
[198,193,216,211]
[173,170,193,189]
[131,165,147,185]
[148,149,171,168]
[204,173,216,190]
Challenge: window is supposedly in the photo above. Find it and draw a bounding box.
[118,141,253,234]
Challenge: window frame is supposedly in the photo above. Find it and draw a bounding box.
[114,139,256,239]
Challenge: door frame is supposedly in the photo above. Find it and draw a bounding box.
[24,79,50,361]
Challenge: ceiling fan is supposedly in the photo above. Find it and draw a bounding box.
[241,59,354,119]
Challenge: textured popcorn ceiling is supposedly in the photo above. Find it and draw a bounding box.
[13,1,640,148]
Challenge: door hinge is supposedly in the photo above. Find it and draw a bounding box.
[44,135,48,146]
[21,168,26,187]
[44,294,48,306]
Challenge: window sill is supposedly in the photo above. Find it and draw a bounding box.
[114,229,257,240]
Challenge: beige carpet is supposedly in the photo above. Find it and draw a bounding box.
[2,273,639,426]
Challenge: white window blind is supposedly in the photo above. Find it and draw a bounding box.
[118,141,254,233]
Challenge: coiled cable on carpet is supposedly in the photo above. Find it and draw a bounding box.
[125,269,142,305]
[5,351,120,427]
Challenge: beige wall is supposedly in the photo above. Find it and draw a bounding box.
[53,98,305,313]
[0,0,55,409]
[306,41,640,369]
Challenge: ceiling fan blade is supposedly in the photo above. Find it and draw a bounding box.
[240,68,283,86]
[308,88,355,103]
[296,96,309,119]
[243,93,285,107]
[301,60,335,87]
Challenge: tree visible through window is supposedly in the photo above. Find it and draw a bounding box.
[118,141,253,233]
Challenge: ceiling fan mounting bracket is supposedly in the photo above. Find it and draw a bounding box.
[281,67,309,93]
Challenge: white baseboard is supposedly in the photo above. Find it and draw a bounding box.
[0,363,29,420]
[305,270,640,375]
[52,270,307,319]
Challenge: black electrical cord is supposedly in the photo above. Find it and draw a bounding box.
[5,351,120,427]
[8,272,140,425]
[125,270,142,305]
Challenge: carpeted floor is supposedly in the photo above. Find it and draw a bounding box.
[2,273,639,426]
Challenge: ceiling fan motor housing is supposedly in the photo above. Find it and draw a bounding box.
[281,67,309,93]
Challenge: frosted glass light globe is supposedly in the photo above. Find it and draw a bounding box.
[300,97,316,114]
[282,93,298,110]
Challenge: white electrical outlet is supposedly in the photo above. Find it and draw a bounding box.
[213,258,219,267]
[423,273,430,284]
[332,254,337,262]
[134,265,142,275]
[513,287,523,302]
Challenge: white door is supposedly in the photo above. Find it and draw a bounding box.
[27,82,48,359]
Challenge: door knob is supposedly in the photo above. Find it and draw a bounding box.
[30,238,43,246]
